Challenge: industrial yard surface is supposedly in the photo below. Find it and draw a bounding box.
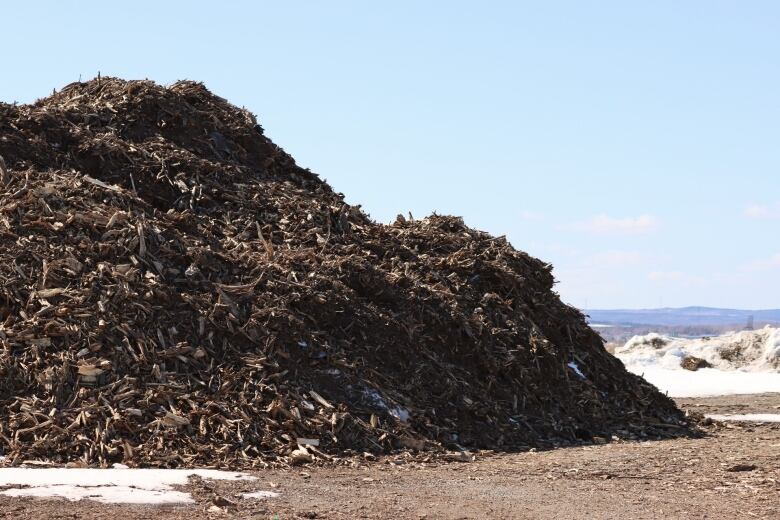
[1,394,777,520]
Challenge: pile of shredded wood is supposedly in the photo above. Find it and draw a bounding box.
[0,78,687,468]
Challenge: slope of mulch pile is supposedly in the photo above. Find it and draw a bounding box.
[0,78,687,468]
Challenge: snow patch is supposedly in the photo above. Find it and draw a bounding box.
[624,365,780,397]
[0,468,255,505]
[359,388,409,423]
[389,407,410,422]
[706,413,780,423]
[567,361,586,379]
[1,484,193,504]
[242,490,280,499]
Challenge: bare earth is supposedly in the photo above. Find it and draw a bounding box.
[1,394,778,520]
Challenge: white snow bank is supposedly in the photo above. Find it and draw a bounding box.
[0,468,255,504]
[706,414,780,423]
[614,327,780,397]
[615,327,780,372]
[624,365,780,397]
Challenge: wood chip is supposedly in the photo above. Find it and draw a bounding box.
[0,77,687,469]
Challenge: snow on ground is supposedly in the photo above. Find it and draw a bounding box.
[614,326,780,397]
[625,365,780,397]
[243,490,281,499]
[706,414,780,423]
[0,468,263,504]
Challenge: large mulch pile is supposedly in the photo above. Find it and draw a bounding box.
[0,78,687,468]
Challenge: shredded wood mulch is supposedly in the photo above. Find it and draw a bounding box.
[0,78,688,468]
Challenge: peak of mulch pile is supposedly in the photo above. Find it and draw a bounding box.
[0,78,686,468]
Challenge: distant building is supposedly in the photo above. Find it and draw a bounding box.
[744,315,754,331]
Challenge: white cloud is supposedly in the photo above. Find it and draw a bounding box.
[519,210,544,221]
[587,250,642,267]
[532,242,580,257]
[743,253,780,271]
[648,270,685,282]
[647,270,707,286]
[570,214,659,235]
[744,203,780,220]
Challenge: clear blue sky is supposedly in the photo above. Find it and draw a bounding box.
[2,1,778,309]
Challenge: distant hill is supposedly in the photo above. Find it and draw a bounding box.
[585,306,780,327]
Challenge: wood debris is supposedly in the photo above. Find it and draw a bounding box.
[0,77,687,468]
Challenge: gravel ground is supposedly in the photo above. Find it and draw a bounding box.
[1,393,778,519]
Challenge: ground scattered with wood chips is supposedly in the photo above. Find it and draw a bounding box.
[0,393,777,519]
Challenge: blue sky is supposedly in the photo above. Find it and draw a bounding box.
[2,1,778,309]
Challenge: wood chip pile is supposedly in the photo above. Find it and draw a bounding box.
[0,78,687,468]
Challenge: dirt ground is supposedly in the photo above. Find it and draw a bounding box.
[1,394,778,520]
